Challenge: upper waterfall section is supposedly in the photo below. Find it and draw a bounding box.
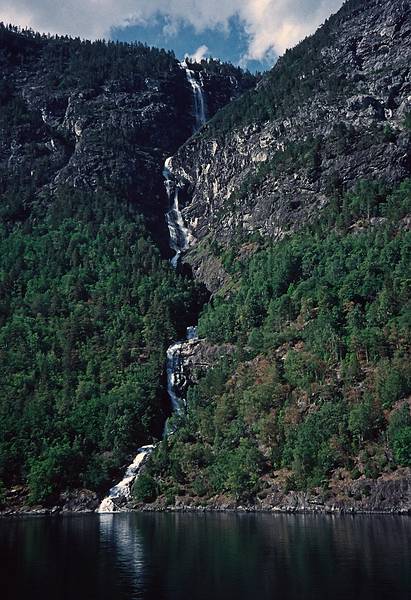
[182,62,207,132]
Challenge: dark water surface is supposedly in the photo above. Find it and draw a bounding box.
[1,513,410,600]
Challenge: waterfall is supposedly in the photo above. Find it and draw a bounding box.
[163,157,192,269]
[97,445,154,513]
[184,66,207,131]
[163,64,206,268]
[166,326,198,414]
[97,63,206,513]
[163,65,205,426]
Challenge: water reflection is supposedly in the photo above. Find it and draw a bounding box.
[99,514,146,594]
[1,513,410,600]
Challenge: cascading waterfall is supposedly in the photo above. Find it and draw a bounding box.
[162,63,205,428]
[184,64,207,131]
[166,326,198,414]
[163,63,206,268]
[97,445,154,513]
[97,63,206,513]
[163,157,193,269]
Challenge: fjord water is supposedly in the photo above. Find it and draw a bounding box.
[1,514,410,600]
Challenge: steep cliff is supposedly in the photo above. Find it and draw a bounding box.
[166,0,411,290]
[0,25,255,249]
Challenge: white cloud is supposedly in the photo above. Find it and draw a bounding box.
[0,0,344,62]
[186,44,209,63]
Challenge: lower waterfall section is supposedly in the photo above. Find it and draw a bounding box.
[165,327,198,433]
[97,445,154,513]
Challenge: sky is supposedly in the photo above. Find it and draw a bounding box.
[0,1,344,70]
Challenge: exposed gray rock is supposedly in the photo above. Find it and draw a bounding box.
[166,0,411,291]
[59,489,100,513]
[1,43,255,251]
[136,467,411,514]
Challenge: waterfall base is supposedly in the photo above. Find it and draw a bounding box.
[97,445,154,513]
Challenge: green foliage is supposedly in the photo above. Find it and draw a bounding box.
[388,405,411,467]
[348,398,383,448]
[150,180,411,500]
[284,350,324,389]
[211,439,263,500]
[375,358,411,409]
[289,402,347,487]
[0,23,178,92]
[27,442,82,504]
[132,472,158,503]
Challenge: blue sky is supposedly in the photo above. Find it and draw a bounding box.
[1,1,344,71]
[111,14,274,72]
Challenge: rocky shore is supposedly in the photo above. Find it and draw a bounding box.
[132,467,411,515]
[3,467,409,517]
[0,486,99,516]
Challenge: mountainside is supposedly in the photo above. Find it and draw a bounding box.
[137,0,411,513]
[0,0,410,515]
[0,25,254,250]
[168,0,411,290]
[0,25,254,510]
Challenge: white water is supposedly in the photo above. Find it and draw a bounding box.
[163,64,204,419]
[163,63,207,268]
[166,326,198,414]
[97,445,154,513]
[163,157,193,268]
[184,65,207,131]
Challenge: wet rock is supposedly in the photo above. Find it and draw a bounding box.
[59,489,100,513]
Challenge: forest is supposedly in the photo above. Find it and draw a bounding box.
[143,180,411,503]
[0,185,206,503]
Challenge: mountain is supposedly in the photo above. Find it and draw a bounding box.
[0,24,255,509]
[0,0,410,514]
[140,0,411,513]
[0,25,254,251]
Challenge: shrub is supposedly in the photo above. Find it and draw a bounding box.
[388,405,411,467]
[132,473,158,503]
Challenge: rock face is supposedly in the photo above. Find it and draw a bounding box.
[0,28,255,250]
[169,334,235,402]
[166,0,411,290]
[138,467,411,514]
[0,485,99,515]
[257,467,411,513]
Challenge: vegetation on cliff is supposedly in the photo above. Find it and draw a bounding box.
[146,180,411,503]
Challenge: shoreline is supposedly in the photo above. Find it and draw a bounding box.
[1,505,410,518]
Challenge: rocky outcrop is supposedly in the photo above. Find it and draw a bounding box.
[59,489,100,512]
[169,334,235,401]
[0,486,99,516]
[134,467,411,514]
[166,0,411,290]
